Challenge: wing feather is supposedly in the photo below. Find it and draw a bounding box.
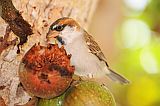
[83,31,109,67]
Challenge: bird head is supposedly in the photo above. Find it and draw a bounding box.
[46,17,83,45]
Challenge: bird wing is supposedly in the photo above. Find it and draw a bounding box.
[83,31,129,84]
[83,31,109,67]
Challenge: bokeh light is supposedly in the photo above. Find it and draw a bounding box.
[124,0,149,11]
[90,0,160,105]
[140,48,158,74]
[114,1,160,106]
[121,19,151,49]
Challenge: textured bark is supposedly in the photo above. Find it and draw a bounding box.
[0,0,98,106]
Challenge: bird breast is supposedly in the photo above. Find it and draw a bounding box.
[64,36,106,78]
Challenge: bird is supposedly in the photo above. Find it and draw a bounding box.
[46,17,129,84]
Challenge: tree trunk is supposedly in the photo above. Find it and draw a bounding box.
[0,0,98,105]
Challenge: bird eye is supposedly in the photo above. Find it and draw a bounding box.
[50,24,67,32]
[52,25,64,31]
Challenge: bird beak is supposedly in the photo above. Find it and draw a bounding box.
[46,30,59,44]
[46,30,59,39]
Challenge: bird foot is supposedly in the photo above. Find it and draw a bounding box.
[71,75,86,86]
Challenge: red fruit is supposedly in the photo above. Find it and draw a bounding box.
[19,44,75,99]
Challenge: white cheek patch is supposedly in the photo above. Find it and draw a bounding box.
[60,26,83,44]
[51,24,58,30]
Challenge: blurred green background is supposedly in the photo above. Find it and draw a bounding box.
[89,0,160,106]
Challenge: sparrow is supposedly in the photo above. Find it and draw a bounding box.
[46,17,129,84]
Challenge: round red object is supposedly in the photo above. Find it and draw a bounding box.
[19,44,74,98]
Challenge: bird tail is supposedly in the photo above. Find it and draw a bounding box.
[106,68,130,84]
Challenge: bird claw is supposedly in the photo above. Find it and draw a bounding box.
[71,74,86,86]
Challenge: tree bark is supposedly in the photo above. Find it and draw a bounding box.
[0,0,98,105]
